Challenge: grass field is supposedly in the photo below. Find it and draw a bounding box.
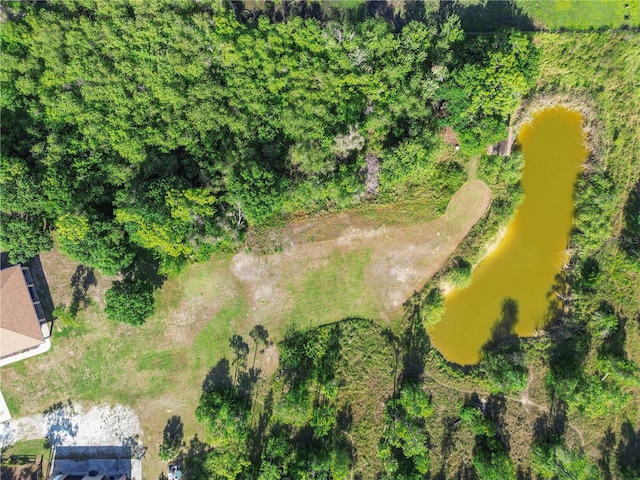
[516,0,640,30]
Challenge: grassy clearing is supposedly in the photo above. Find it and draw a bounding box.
[516,0,640,30]
[1,438,50,460]
[0,169,490,478]
[286,249,379,328]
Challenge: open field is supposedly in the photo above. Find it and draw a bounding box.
[0,167,491,477]
[516,0,640,30]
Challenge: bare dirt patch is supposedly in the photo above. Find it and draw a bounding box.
[440,126,460,147]
[233,179,491,324]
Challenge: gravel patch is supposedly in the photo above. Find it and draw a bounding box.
[0,403,142,449]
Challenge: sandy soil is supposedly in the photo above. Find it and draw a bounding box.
[0,403,141,448]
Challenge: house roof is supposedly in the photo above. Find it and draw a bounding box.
[0,265,44,358]
[49,446,137,480]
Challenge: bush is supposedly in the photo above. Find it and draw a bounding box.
[421,287,446,327]
[104,278,155,325]
[53,305,81,331]
[447,257,472,288]
[158,442,179,462]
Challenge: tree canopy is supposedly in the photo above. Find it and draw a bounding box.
[1,0,535,285]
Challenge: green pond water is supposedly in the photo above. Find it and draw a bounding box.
[429,106,588,365]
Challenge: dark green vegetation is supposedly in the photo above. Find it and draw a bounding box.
[188,319,396,479]
[2,1,640,480]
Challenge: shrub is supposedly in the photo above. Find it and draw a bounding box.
[447,257,472,288]
[158,442,179,462]
[421,287,446,327]
[104,278,155,325]
[53,305,81,331]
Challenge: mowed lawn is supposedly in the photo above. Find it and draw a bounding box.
[1,168,490,477]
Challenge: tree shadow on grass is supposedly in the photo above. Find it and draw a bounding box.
[399,295,431,385]
[532,391,568,446]
[163,416,184,446]
[441,0,535,33]
[238,367,262,398]
[380,328,401,397]
[616,421,640,479]
[432,415,463,480]
[546,316,591,388]
[317,323,342,385]
[160,415,184,461]
[598,427,616,480]
[249,324,272,369]
[596,304,627,359]
[620,177,640,259]
[485,394,509,449]
[578,255,601,292]
[229,333,250,382]
[69,265,96,316]
[453,464,479,480]
[201,358,233,394]
[247,389,274,468]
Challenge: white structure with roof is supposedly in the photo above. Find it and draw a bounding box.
[0,264,51,367]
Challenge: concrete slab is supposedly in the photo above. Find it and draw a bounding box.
[0,389,11,423]
[0,324,51,367]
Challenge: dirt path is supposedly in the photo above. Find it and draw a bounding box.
[422,365,586,447]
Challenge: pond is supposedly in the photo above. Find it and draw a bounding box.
[428,106,588,365]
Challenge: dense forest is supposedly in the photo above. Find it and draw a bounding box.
[1,0,535,307]
[2,0,640,479]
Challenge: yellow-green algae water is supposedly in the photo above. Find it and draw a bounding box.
[429,106,588,365]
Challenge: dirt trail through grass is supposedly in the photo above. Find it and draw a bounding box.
[421,364,586,448]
